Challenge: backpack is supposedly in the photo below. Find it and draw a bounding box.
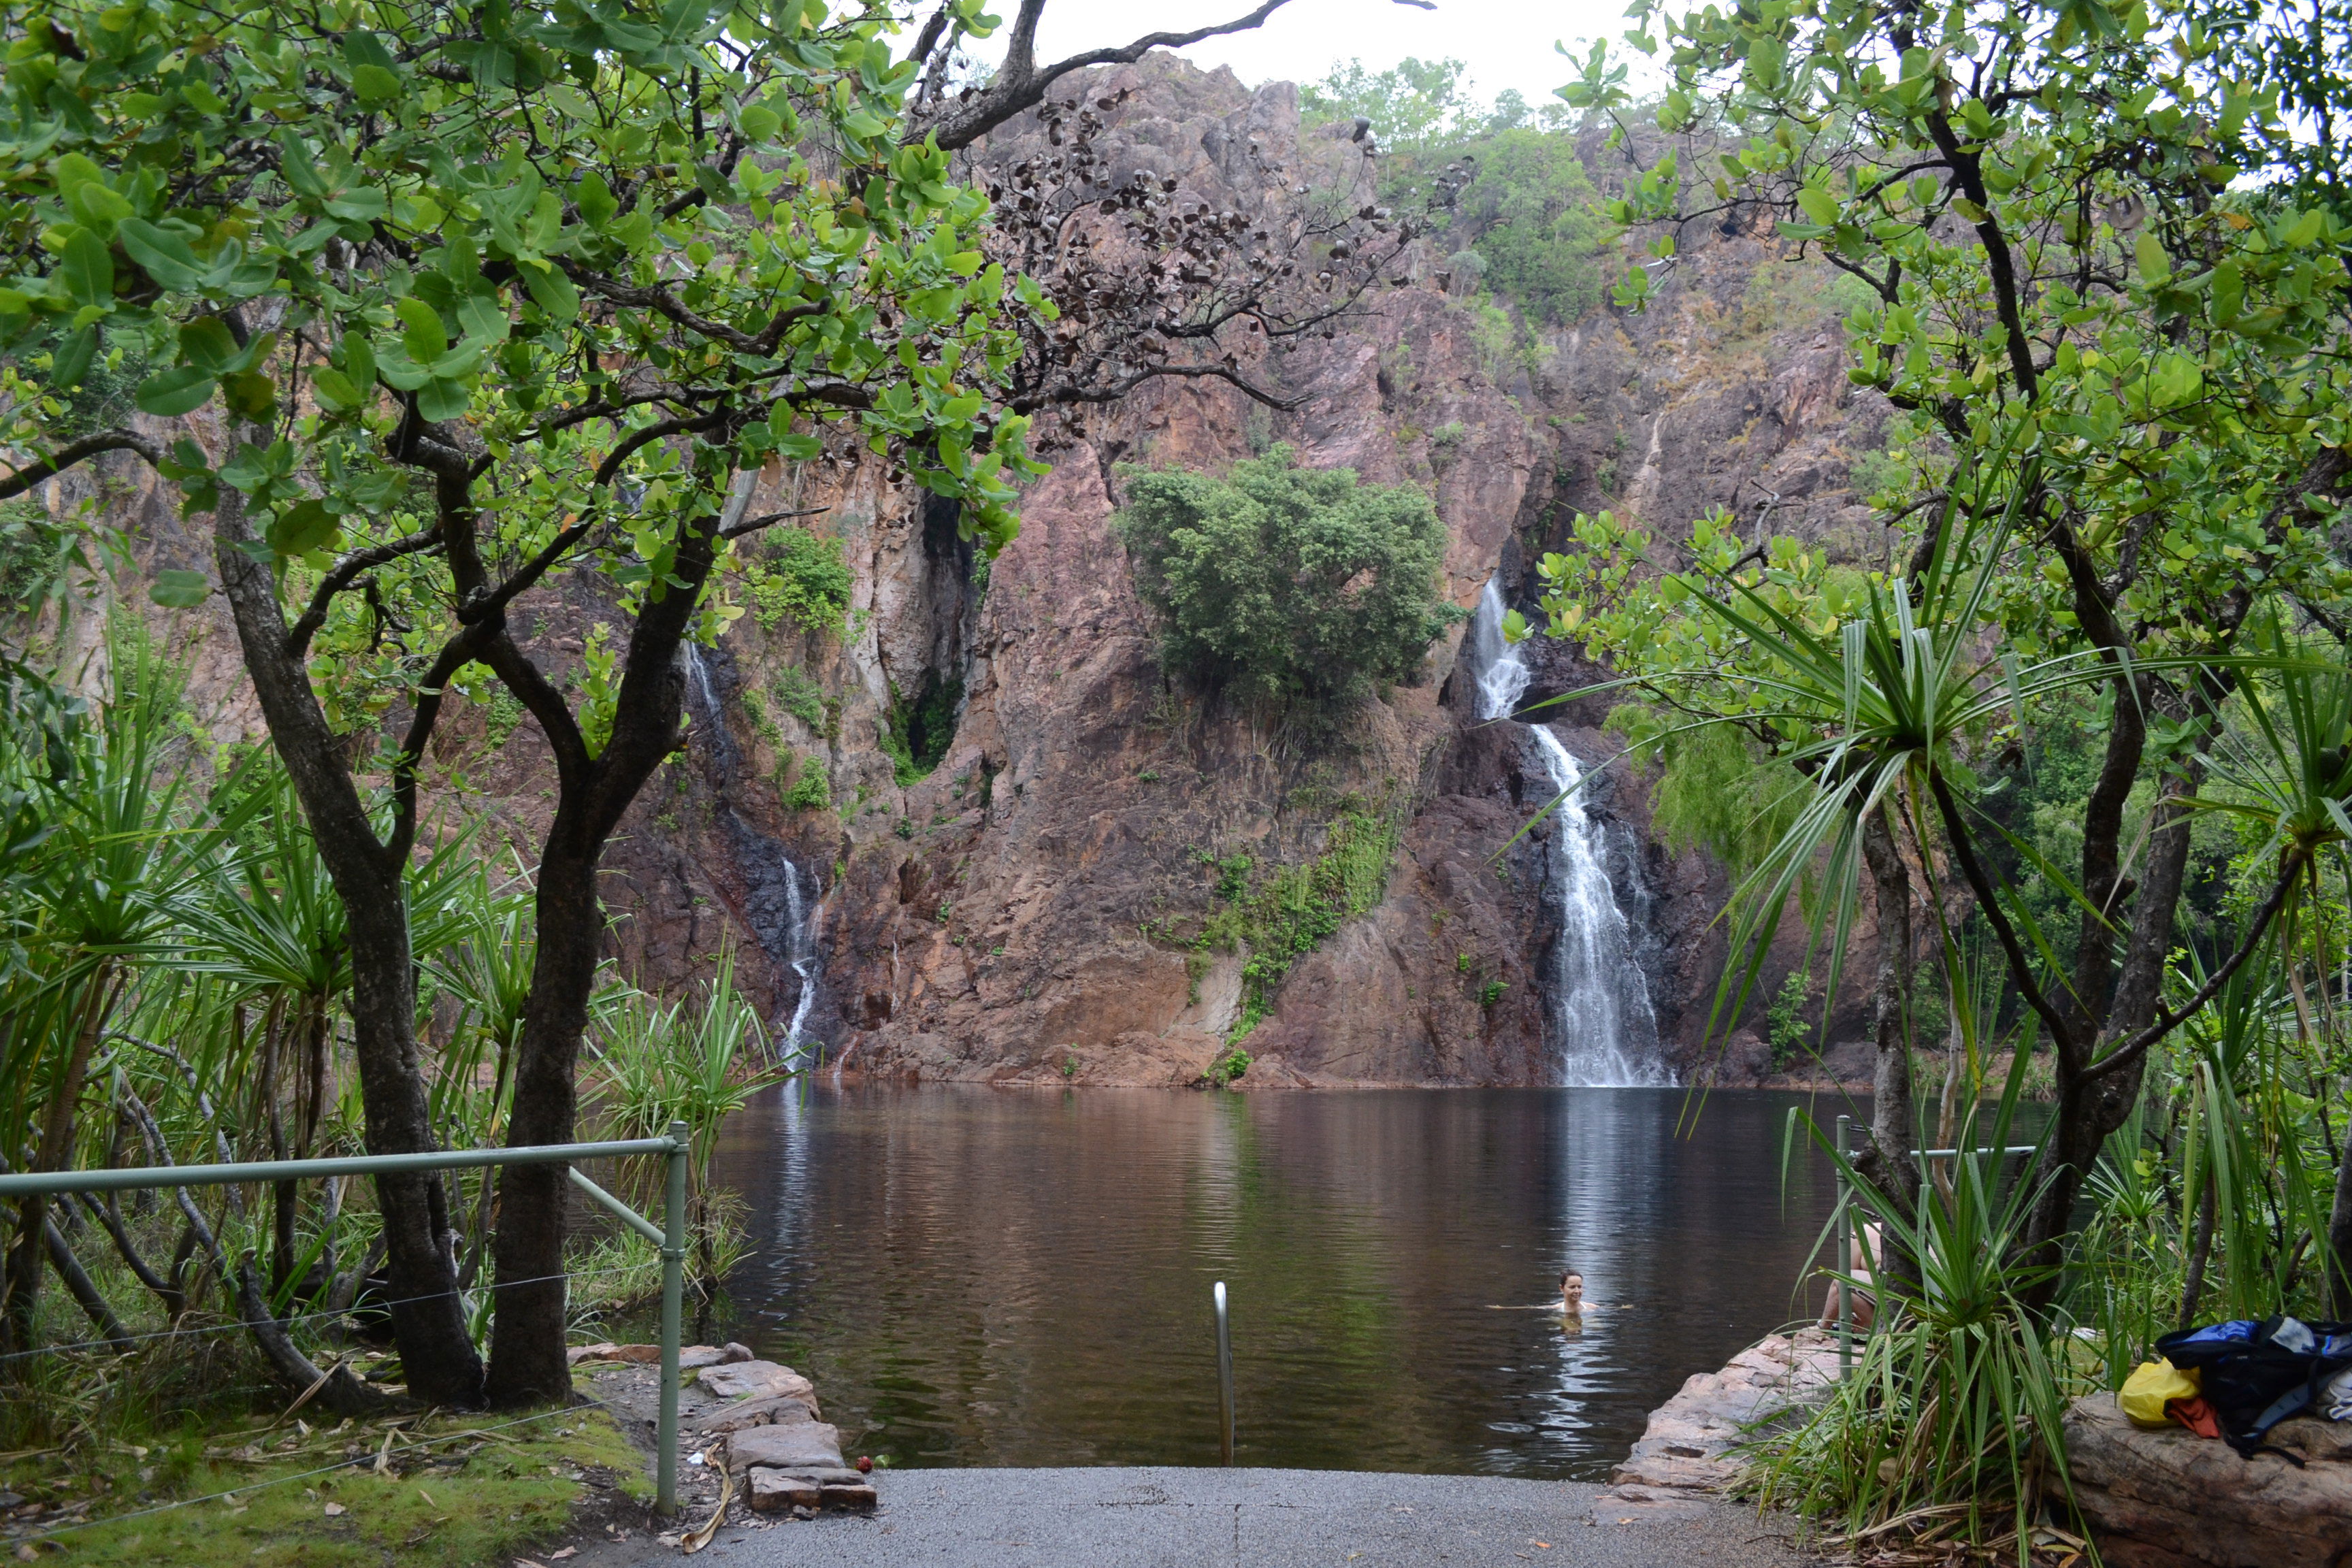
[2153,1316,2352,1462]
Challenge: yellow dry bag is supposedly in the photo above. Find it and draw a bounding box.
[2119,1358,2200,1426]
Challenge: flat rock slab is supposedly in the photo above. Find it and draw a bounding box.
[1610,1326,1840,1497]
[598,1466,1815,1568]
[745,1467,877,1514]
[701,1360,816,1403]
[721,1421,845,1476]
[2065,1394,2352,1567]
[570,1341,753,1369]
[691,1391,822,1435]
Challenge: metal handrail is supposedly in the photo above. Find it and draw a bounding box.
[1827,1133,2042,1379]
[0,1137,679,1196]
[0,1124,692,1515]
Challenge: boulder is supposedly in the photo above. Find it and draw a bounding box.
[2064,1394,2352,1567]
[720,1422,844,1477]
[698,1359,814,1403]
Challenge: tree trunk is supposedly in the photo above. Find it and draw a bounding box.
[2329,1107,2352,1318]
[483,834,604,1407]
[1856,807,1921,1295]
[208,465,484,1408]
[1,961,118,1363]
[480,476,739,1407]
[2022,781,2202,1296]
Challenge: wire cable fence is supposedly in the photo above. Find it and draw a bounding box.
[0,1125,693,1539]
[0,1265,647,1367]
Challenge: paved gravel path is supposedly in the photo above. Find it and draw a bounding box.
[573,1466,1814,1568]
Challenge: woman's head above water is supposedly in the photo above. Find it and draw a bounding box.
[1560,1270,1584,1311]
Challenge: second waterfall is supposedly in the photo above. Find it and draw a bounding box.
[1464,581,1669,1087]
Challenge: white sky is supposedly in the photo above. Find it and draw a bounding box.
[966,1,1635,110]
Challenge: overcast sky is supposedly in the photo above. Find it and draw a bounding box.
[963,1,1636,111]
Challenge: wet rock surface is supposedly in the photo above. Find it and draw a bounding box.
[2063,1396,2352,1568]
[1605,1328,1840,1516]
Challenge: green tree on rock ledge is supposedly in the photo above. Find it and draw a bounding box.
[1115,446,1461,711]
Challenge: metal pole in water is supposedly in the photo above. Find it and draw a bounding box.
[1213,1279,1235,1465]
[1834,1114,1852,1380]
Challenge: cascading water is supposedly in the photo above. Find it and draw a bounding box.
[1467,581,1669,1088]
[683,644,826,1057]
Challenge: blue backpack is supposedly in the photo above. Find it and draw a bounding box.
[2153,1316,2352,1462]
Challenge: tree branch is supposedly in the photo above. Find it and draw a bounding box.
[0,429,165,501]
[721,506,831,540]
[917,0,1298,150]
[1925,765,2082,1054]
[2082,847,2309,1082]
[285,531,444,659]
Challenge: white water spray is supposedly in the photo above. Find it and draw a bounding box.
[1468,581,1669,1088]
[683,644,826,1058]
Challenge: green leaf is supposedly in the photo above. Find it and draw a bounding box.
[396,297,447,363]
[148,570,211,608]
[455,292,510,344]
[265,497,338,558]
[1795,187,1840,227]
[135,365,216,416]
[309,367,363,408]
[2210,259,2243,325]
[519,263,578,323]
[117,218,206,291]
[350,64,400,103]
[65,178,134,235]
[739,104,780,143]
[48,326,96,391]
[575,169,618,229]
[220,370,276,419]
[325,186,388,222]
[59,229,114,309]
[2134,231,2171,283]
[178,315,243,374]
[416,376,472,421]
[342,29,397,69]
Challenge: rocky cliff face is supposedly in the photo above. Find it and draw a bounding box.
[57,57,1895,1089]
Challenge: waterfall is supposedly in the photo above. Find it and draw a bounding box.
[1468,581,1669,1088]
[683,644,826,1058]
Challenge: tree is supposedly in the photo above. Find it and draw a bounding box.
[1115,445,1458,708]
[1544,0,2352,1291]
[0,0,1042,1407]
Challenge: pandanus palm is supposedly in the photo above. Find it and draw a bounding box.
[1632,479,2114,1218]
[0,646,247,1357]
[2187,621,2352,1313]
[190,769,503,1298]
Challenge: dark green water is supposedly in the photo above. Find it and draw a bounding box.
[704,1085,1850,1480]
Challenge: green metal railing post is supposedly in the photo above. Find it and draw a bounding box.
[658,1120,689,1517]
[1834,1114,1852,1379]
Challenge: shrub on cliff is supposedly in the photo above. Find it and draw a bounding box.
[1113,448,1460,709]
[747,529,854,637]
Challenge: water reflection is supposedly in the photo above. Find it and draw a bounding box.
[707,1085,1846,1480]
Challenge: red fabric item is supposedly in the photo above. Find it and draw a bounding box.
[2167,1396,2222,1439]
